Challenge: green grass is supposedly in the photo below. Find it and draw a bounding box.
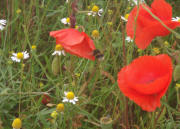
[0,0,180,128]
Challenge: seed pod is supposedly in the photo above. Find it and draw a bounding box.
[174,65,180,81]
[52,56,60,76]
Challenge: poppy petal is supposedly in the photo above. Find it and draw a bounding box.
[118,67,161,112]
[126,4,156,39]
[50,28,85,46]
[135,21,180,49]
[151,0,172,21]
[124,55,172,94]
[58,37,95,60]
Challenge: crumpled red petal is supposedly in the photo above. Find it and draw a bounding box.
[50,28,96,60]
[50,28,85,46]
[117,54,172,112]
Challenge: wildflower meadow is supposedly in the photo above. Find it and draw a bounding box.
[1,0,180,128]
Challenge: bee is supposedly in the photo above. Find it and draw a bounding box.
[92,49,104,61]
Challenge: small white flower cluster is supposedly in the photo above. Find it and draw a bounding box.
[172,17,180,22]
[0,19,7,31]
[11,51,29,62]
[88,8,103,17]
[126,36,133,42]
[128,0,145,6]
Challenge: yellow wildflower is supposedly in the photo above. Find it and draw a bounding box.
[12,118,22,129]
[56,103,64,112]
[164,41,170,47]
[153,48,160,54]
[31,45,37,50]
[51,111,58,119]
[92,30,99,38]
[16,9,22,14]
[92,5,99,12]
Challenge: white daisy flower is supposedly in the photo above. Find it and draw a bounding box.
[61,17,70,25]
[62,91,78,104]
[128,0,144,5]
[52,44,65,56]
[11,51,29,62]
[172,17,180,22]
[98,9,103,17]
[52,51,65,56]
[88,5,103,17]
[0,19,7,31]
[126,36,133,42]
[121,14,129,22]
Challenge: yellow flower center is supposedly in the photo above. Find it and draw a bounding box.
[92,30,99,38]
[66,17,70,23]
[153,48,160,54]
[39,82,44,88]
[75,73,80,77]
[17,52,23,59]
[125,14,129,20]
[31,45,37,50]
[55,44,63,51]
[16,9,22,14]
[66,92,75,100]
[87,6,91,10]
[178,19,180,22]
[92,5,99,12]
[108,9,113,15]
[107,22,113,26]
[12,118,22,129]
[137,49,142,52]
[56,103,64,112]
[75,25,79,29]
[164,41,169,47]
[176,83,180,88]
[51,111,58,119]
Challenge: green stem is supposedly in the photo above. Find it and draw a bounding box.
[19,62,24,117]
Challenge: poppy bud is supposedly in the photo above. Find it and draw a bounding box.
[41,94,51,105]
[174,65,180,81]
[52,56,60,76]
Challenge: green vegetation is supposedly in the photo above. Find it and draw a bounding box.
[0,0,180,128]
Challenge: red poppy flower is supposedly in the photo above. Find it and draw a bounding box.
[126,0,180,49]
[41,94,51,105]
[50,28,96,60]
[117,54,172,111]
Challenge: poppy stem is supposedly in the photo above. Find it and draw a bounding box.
[70,0,79,28]
[78,61,100,95]
[121,18,130,129]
